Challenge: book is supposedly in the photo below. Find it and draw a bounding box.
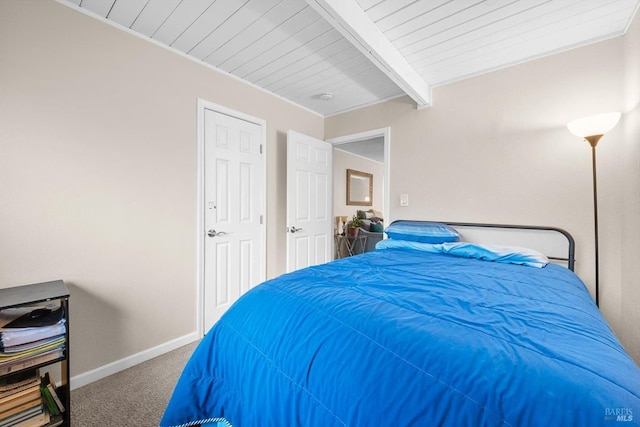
[41,373,64,413]
[46,384,64,414]
[0,370,39,400]
[13,409,49,427]
[0,404,43,427]
[0,337,66,362]
[0,349,64,376]
[39,386,59,417]
[0,396,42,422]
[2,405,48,427]
[0,384,40,411]
[0,370,37,390]
[0,321,66,351]
[1,335,66,355]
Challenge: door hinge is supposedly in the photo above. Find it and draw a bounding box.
[259,144,263,154]
[260,215,263,225]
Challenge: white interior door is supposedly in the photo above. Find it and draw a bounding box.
[286,130,333,272]
[203,108,264,332]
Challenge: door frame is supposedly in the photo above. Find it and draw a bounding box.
[327,127,391,227]
[196,98,267,337]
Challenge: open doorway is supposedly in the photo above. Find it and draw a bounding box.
[327,128,390,255]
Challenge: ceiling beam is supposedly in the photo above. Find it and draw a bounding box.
[306,0,431,108]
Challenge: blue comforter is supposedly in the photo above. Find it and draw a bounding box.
[161,248,640,426]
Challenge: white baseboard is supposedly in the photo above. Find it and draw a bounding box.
[70,332,200,390]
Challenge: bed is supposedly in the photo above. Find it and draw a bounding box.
[161,221,640,427]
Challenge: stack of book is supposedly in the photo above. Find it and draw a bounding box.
[0,304,66,377]
[0,303,67,426]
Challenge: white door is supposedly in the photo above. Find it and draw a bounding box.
[204,108,264,332]
[286,130,333,272]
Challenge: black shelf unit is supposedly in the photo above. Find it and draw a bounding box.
[0,280,70,427]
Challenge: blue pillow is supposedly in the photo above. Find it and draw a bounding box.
[375,240,548,268]
[441,242,548,268]
[384,221,460,244]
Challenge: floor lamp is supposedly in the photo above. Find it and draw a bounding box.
[567,112,621,307]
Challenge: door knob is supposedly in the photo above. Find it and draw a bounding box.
[207,229,228,238]
[287,226,303,233]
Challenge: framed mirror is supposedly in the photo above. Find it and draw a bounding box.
[346,169,373,206]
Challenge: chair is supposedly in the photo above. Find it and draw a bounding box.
[355,227,383,253]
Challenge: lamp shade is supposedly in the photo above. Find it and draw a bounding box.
[567,112,621,138]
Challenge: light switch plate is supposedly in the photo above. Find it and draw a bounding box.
[400,194,409,207]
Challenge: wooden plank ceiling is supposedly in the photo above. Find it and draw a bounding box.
[62,0,639,117]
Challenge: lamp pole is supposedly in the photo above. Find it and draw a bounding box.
[585,135,603,307]
[567,112,621,308]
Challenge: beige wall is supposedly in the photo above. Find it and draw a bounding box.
[620,10,640,363]
[0,0,322,376]
[326,25,639,362]
[333,149,384,221]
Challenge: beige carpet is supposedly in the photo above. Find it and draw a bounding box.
[71,341,199,426]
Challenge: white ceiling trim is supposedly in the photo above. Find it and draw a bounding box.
[334,146,384,165]
[324,92,406,118]
[305,0,432,108]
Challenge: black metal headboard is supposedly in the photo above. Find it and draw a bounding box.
[391,221,576,271]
